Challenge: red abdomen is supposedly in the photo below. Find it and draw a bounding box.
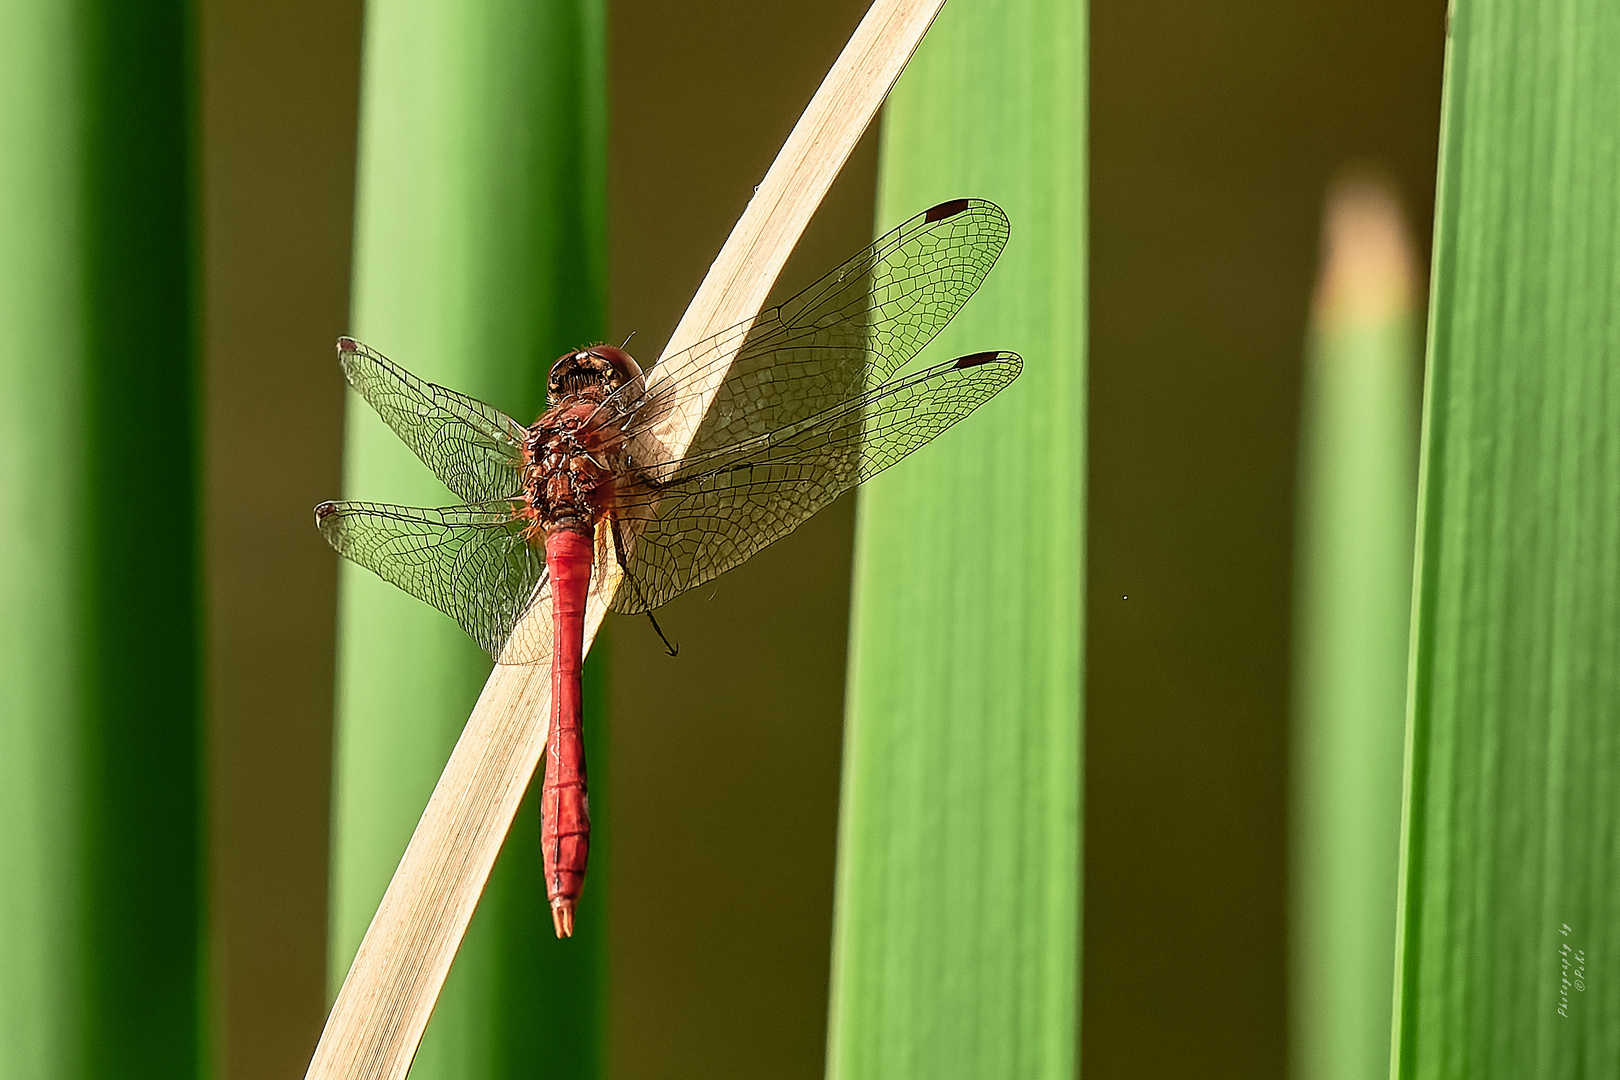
[541,527,593,937]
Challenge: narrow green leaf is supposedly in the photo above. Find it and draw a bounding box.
[1396,0,1620,1074]
[0,2,203,1078]
[329,0,608,1075]
[1290,178,1420,1080]
[0,10,86,1076]
[827,2,1085,1077]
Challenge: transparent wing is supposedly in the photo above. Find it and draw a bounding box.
[315,499,547,661]
[338,338,530,503]
[616,199,1010,467]
[319,201,1014,649]
[610,351,1021,614]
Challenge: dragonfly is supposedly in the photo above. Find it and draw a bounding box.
[315,197,1021,938]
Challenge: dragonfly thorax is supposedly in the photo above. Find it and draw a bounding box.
[524,399,627,538]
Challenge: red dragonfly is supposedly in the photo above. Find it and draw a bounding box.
[315,198,1019,937]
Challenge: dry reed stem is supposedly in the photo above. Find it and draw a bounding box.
[302,1,945,1076]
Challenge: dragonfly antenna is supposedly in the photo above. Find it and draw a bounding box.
[620,330,636,349]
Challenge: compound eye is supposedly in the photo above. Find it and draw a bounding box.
[587,344,644,384]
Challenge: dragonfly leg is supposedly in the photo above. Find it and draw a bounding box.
[610,515,678,657]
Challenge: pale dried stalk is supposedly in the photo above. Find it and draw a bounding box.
[302,1,946,1076]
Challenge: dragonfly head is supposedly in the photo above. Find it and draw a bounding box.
[548,345,644,405]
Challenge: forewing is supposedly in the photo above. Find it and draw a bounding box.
[620,199,1010,465]
[315,500,547,662]
[611,351,1021,614]
[339,338,529,503]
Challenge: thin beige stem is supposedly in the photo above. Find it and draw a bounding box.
[302,1,945,1076]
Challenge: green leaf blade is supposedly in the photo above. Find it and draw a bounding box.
[1397,1,1620,1074]
[1290,179,1421,1080]
[827,2,1086,1077]
[1,4,203,1077]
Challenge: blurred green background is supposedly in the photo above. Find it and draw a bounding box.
[1,0,1462,1078]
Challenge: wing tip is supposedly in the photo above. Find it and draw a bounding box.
[337,335,360,354]
[314,500,341,526]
